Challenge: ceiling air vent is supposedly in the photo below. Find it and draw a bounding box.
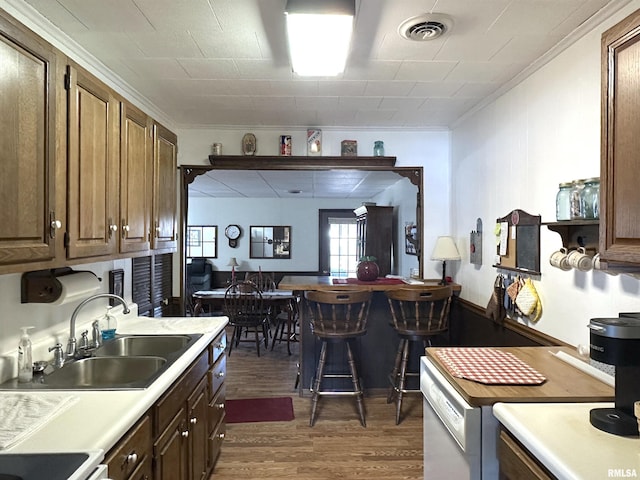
[398,14,453,41]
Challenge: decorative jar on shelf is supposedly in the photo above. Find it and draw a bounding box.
[356,256,379,281]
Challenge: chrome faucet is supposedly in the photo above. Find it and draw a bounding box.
[67,293,131,358]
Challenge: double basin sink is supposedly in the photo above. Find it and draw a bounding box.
[1,334,201,390]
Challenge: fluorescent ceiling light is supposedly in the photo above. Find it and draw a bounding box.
[285,0,355,77]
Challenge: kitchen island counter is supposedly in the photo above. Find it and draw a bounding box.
[280,275,460,393]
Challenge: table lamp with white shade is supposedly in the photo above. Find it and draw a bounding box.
[431,236,461,285]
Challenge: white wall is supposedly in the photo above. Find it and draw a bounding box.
[177,127,451,278]
[451,1,640,348]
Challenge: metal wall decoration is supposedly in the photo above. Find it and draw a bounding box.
[109,269,124,306]
[470,218,482,265]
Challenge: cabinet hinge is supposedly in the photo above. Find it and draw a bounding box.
[63,73,70,90]
[63,231,69,248]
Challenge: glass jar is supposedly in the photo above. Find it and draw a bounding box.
[569,179,585,220]
[580,177,600,219]
[555,182,572,221]
[373,141,385,157]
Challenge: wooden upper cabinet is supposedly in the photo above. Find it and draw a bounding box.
[66,63,119,259]
[153,123,178,251]
[120,101,152,254]
[0,14,59,267]
[600,8,640,263]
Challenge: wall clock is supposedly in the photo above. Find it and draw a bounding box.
[225,224,242,248]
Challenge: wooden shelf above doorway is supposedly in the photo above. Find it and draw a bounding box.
[206,155,397,170]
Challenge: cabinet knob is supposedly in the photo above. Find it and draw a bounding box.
[109,224,118,232]
[215,372,225,379]
[190,417,197,425]
[49,212,62,238]
[217,432,225,440]
[215,403,224,410]
[181,430,189,438]
[215,342,225,350]
[126,452,138,464]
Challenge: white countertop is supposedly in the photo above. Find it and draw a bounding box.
[494,402,640,480]
[0,315,227,457]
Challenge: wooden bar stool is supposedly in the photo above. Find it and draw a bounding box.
[305,289,372,427]
[385,286,452,424]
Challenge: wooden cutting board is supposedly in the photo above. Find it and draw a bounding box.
[425,346,614,407]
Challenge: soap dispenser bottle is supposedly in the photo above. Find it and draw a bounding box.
[99,306,117,341]
[17,326,34,383]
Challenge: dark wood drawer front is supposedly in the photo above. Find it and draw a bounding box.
[208,383,225,434]
[208,419,226,472]
[105,415,152,480]
[208,355,226,400]
[498,430,554,480]
[155,350,209,433]
[210,331,227,365]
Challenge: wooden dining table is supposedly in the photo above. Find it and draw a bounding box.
[192,288,298,354]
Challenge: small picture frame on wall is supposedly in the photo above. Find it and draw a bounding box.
[109,269,124,306]
[341,140,357,156]
[405,223,418,255]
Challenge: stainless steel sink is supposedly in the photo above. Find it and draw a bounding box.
[43,356,166,388]
[95,334,192,357]
[0,333,202,390]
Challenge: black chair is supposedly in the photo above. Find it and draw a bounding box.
[187,258,212,291]
[224,281,270,356]
[305,289,372,427]
[186,258,213,316]
[385,286,453,424]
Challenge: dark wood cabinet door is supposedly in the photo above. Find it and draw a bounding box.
[154,410,188,480]
[188,376,209,480]
[600,9,640,263]
[120,101,152,253]
[66,63,119,258]
[0,14,58,267]
[152,122,178,251]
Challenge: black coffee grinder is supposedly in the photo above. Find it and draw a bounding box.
[589,315,640,436]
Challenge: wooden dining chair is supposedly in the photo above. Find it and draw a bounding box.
[224,281,270,356]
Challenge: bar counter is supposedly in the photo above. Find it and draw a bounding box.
[278,275,461,394]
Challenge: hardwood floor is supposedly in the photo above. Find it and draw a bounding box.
[211,327,424,480]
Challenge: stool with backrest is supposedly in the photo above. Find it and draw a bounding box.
[224,281,270,356]
[385,286,453,424]
[305,289,372,427]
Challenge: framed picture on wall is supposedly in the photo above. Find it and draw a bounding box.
[405,222,418,255]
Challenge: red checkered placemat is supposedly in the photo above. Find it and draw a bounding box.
[434,348,546,385]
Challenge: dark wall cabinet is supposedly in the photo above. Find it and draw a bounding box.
[0,13,61,271]
[0,9,178,274]
[354,205,393,277]
[600,8,640,264]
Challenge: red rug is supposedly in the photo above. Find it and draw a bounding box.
[225,397,295,423]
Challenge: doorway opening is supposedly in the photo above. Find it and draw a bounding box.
[319,209,358,277]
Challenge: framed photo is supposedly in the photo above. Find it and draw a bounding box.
[341,140,357,156]
[108,269,124,306]
[405,222,418,255]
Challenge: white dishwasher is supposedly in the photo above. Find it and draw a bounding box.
[420,356,499,480]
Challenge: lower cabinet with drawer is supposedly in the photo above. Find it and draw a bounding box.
[105,330,227,480]
[104,414,153,480]
[498,429,555,480]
